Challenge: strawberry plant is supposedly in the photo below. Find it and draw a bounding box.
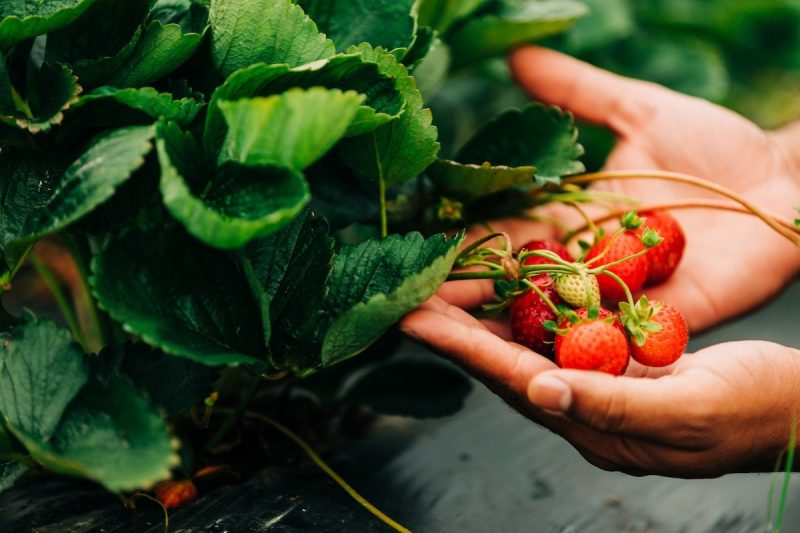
[0,0,798,528]
[0,0,597,523]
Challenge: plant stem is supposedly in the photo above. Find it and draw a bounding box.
[598,270,636,310]
[521,278,560,316]
[564,199,800,243]
[62,234,111,347]
[221,408,411,533]
[447,270,506,281]
[205,376,262,451]
[563,171,800,247]
[29,252,87,349]
[374,133,388,239]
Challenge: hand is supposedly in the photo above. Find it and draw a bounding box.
[401,297,800,477]
[441,46,800,332]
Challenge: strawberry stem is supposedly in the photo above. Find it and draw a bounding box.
[563,199,800,244]
[563,171,800,247]
[598,269,636,309]
[521,278,561,316]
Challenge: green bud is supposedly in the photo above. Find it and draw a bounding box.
[641,228,663,248]
[621,210,644,230]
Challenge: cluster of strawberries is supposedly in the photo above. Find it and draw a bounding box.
[508,211,689,375]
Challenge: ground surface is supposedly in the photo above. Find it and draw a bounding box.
[1,279,798,532]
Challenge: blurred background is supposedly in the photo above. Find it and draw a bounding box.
[429,0,800,171]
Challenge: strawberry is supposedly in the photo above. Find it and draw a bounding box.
[626,301,688,367]
[636,211,685,284]
[555,273,600,308]
[585,232,649,302]
[520,239,572,266]
[155,479,198,509]
[510,276,562,358]
[554,309,630,375]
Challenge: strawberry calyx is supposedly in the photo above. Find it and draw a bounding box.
[619,296,664,347]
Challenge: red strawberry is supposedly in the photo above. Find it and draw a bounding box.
[585,232,649,302]
[554,310,630,375]
[636,211,685,284]
[629,301,688,367]
[510,276,562,358]
[520,239,572,266]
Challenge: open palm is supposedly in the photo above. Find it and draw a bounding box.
[442,47,800,332]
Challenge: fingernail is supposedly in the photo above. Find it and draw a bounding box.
[529,374,572,413]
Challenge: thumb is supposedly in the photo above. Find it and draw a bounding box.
[527,369,689,441]
[509,46,669,135]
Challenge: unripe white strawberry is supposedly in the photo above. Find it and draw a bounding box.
[555,273,600,308]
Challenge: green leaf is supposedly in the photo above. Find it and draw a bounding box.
[417,0,489,33]
[0,62,82,133]
[22,375,177,492]
[447,0,587,68]
[204,54,406,157]
[158,121,310,249]
[108,17,209,88]
[337,44,440,187]
[427,160,536,201]
[245,209,335,373]
[0,149,66,275]
[561,0,634,54]
[218,88,364,170]
[341,359,472,418]
[0,461,27,493]
[322,232,463,365]
[454,103,584,182]
[95,343,219,416]
[409,30,451,100]
[21,125,155,243]
[91,225,268,367]
[45,0,154,88]
[209,0,335,77]
[70,86,202,125]
[0,315,88,443]
[0,0,99,51]
[297,0,417,53]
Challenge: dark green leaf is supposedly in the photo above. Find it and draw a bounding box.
[322,232,463,365]
[23,375,177,492]
[218,88,364,170]
[204,54,405,157]
[337,44,440,187]
[158,121,310,249]
[95,343,219,416]
[298,0,417,53]
[0,149,65,277]
[0,62,82,133]
[341,359,472,418]
[454,103,584,181]
[209,0,335,77]
[45,0,154,88]
[91,225,268,367]
[402,26,436,68]
[70,86,202,125]
[428,160,536,201]
[0,0,99,51]
[0,461,27,493]
[246,209,334,373]
[307,154,377,230]
[108,17,208,88]
[0,314,88,442]
[22,125,155,241]
[447,0,587,68]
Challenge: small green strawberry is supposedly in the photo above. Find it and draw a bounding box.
[555,273,600,308]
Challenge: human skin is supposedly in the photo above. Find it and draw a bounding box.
[400,46,800,476]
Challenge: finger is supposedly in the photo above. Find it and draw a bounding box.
[401,309,558,398]
[509,46,669,135]
[526,369,705,444]
[437,279,497,309]
[416,295,490,330]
